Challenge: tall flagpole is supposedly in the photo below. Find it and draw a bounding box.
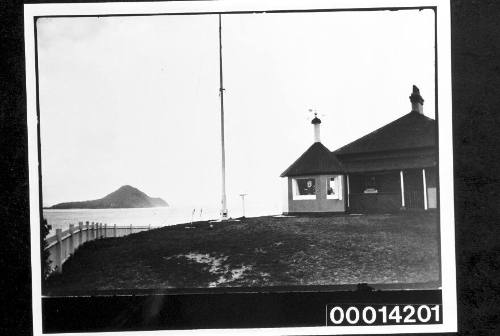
[218,14,228,220]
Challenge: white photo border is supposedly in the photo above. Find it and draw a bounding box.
[24,0,456,335]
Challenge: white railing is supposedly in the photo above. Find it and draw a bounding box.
[44,221,152,274]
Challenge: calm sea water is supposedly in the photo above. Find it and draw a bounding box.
[43,202,282,236]
[43,202,282,235]
[43,206,220,236]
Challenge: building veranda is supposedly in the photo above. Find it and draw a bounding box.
[281,86,438,214]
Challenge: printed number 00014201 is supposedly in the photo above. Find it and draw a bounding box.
[326,304,441,326]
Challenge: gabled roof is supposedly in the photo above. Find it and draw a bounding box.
[334,111,436,155]
[280,142,344,177]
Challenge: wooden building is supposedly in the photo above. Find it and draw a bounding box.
[281,86,437,214]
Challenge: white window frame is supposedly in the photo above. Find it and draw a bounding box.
[326,175,343,200]
[292,178,316,200]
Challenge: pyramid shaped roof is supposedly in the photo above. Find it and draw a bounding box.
[280,142,344,177]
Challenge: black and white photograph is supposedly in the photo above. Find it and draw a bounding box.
[24,0,456,334]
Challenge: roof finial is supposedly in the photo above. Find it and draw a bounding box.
[409,85,424,114]
[310,109,322,143]
[311,109,321,125]
[410,85,424,104]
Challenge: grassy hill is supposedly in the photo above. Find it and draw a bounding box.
[44,212,440,295]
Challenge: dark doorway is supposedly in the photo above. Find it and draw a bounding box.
[404,169,424,209]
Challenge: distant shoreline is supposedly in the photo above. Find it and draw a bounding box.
[43,206,169,210]
[48,185,169,209]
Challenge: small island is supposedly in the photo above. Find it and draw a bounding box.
[48,185,168,209]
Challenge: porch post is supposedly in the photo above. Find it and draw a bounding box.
[346,175,350,208]
[400,170,405,208]
[422,168,428,210]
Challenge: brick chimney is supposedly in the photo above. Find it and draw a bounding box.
[410,85,424,114]
[311,113,321,143]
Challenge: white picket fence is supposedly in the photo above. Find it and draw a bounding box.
[44,221,152,274]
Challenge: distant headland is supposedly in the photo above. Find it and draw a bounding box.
[47,185,169,209]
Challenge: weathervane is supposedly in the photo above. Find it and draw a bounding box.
[307,108,325,121]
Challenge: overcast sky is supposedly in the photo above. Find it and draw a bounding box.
[37,9,435,215]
